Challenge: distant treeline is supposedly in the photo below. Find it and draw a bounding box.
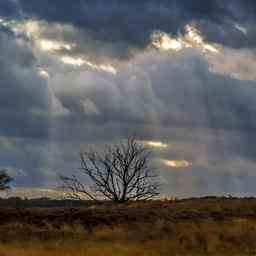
[1,196,255,208]
[0,197,91,208]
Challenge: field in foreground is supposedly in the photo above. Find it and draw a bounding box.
[1,197,256,255]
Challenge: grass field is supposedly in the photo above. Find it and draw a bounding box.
[0,197,256,255]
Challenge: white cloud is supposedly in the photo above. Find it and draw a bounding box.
[38,69,50,79]
[61,55,117,74]
[39,39,75,52]
[162,159,192,168]
[50,95,70,117]
[81,98,100,116]
[208,48,256,81]
[151,24,219,54]
[150,23,256,82]
[234,24,247,35]
[141,140,168,149]
[61,56,85,66]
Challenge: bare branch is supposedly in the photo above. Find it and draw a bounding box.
[60,136,160,203]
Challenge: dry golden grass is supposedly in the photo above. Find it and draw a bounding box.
[0,219,256,255]
[0,241,162,256]
[0,198,256,255]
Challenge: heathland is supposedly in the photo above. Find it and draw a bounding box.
[0,197,256,255]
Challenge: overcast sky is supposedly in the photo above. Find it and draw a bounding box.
[1,0,256,198]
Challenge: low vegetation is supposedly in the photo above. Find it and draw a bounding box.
[0,197,256,255]
[0,170,12,191]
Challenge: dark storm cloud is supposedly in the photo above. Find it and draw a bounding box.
[0,137,54,187]
[15,0,256,54]
[0,0,19,17]
[0,32,51,139]
[198,19,256,49]
[45,49,256,197]
[52,50,256,135]
[1,0,256,195]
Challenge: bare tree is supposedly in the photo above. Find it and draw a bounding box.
[60,137,160,203]
[0,170,12,191]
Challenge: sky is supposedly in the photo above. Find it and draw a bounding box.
[0,0,256,198]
